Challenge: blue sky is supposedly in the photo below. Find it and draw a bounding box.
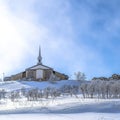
[0,0,120,80]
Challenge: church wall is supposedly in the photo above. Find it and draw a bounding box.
[26,70,36,79]
[11,73,23,80]
[54,71,69,80]
[22,71,26,78]
[36,69,43,79]
[9,69,68,81]
[43,69,52,80]
[34,69,52,81]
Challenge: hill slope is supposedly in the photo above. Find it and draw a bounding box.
[0,80,80,92]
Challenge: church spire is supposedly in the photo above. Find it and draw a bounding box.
[37,46,42,65]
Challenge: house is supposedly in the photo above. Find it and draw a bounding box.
[5,47,68,81]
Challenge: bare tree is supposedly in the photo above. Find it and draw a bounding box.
[48,72,60,83]
[74,72,86,81]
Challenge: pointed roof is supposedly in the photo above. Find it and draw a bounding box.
[26,46,53,70]
[26,64,53,70]
[37,46,42,65]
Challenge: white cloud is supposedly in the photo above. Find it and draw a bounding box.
[0,0,112,80]
[0,1,45,76]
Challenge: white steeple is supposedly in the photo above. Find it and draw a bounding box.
[37,46,42,65]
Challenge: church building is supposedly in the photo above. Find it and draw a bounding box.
[5,47,68,81]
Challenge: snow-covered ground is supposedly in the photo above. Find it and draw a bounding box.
[0,80,119,120]
[0,97,120,120]
[0,80,79,92]
[0,113,120,120]
[0,96,119,120]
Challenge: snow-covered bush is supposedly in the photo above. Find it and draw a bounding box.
[74,72,86,81]
[60,85,79,97]
[26,88,40,101]
[48,73,60,83]
[10,91,20,102]
[80,83,88,98]
[0,89,6,100]
[79,79,120,99]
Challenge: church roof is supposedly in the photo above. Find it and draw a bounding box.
[37,46,42,65]
[26,46,53,71]
[26,64,53,70]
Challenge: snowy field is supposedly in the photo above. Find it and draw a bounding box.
[0,113,120,120]
[0,80,120,120]
[0,96,120,120]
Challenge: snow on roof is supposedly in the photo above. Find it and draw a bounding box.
[26,64,52,70]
